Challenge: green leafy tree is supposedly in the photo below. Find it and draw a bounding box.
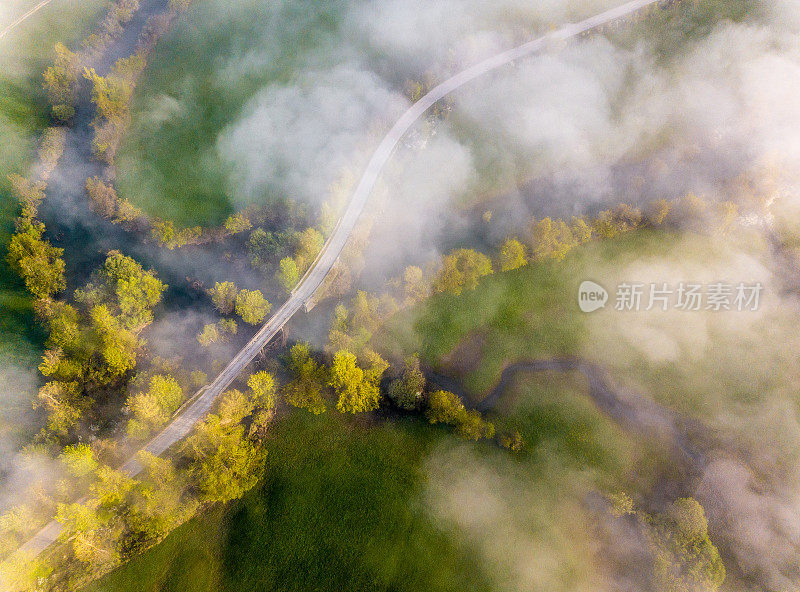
[8,174,46,218]
[426,389,494,441]
[402,265,427,303]
[248,371,277,410]
[497,237,527,271]
[433,248,493,295]
[248,228,288,268]
[43,43,78,120]
[89,304,138,379]
[6,219,66,298]
[387,355,425,410]
[283,342,326,414]
[294,227,324,271]
[531,217,577,260]
[83,68,132,120]
[650,498,726,592]
[97,251,166,330]
[60,444,98,478]
[224,212,252,234]
[209,281,238,314]
[275,257,300,292]
[236,289,271,325]
[426,390,466,425]
[329,350,383,414]
[126,375,183,439]
[570,216,594,243]
[197,319,237,347]
[188,412,263,503]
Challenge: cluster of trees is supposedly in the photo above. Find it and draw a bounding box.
[426,389,495,441]
[1,366,272,590]
[196,318,238,347]
[85,177,142,224]
[42,43,79,122]
[611,493,725,592]
[34,252,166,439]
[84,0,195,167]
[150,218,202,249]
[84,65,134,164]
[432,248,494,295]
[41,0,145,123]
[202,281,271,337]
[80,0,141,60]
[390,195,741,304]
[275,227,324,293]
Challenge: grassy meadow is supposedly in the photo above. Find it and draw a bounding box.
[87,363,665,592]
[115,0,356,228]
[0,0,109,438]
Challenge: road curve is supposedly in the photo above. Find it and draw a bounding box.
[16,0,664,559]
[0,0,58,40]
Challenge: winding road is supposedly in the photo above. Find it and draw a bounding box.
[16,0,666,559]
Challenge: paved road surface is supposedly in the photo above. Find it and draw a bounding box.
[16,0,664,559]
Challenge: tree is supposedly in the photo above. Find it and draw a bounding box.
[570,216,594,243]
[426,389,494,441]
[188,413,263,503]
[43,43,78,120]
[275,257,300,292]
[650,498,726,592]
[614,203,643,231]
[329,350,381,414]
[236,289,271,325]
[209,281,238,314]
[90,304,138,379]
[83,68,131,120]
[433,248,493,295]
[248,228,287,269]
[97,251,166,330]
[85,176,119,218]
[6,219,66,298]
[150,219,175,247]
[387,355,425,410]
[127,375,183,439]
[248,371,277,410]
[454,409,495,441]
[60,444,98,478]
[294,227,324,271]
[283,342,326,414]
[426,390,466,425]
[224,212,252,234]
[645,199,672,226]
[197,319,237,347]
[497,238,527,272]
[530,217,577,260]
[402,265,427,303]
[499,430,525,453]
[36,381,83,438]
[8,174,46,218]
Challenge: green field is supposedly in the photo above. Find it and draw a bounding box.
[88,412,494,592]
[377,230,687,396]
[115,0,356,227]
[0,0,109,439]
[88,363,662,592]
